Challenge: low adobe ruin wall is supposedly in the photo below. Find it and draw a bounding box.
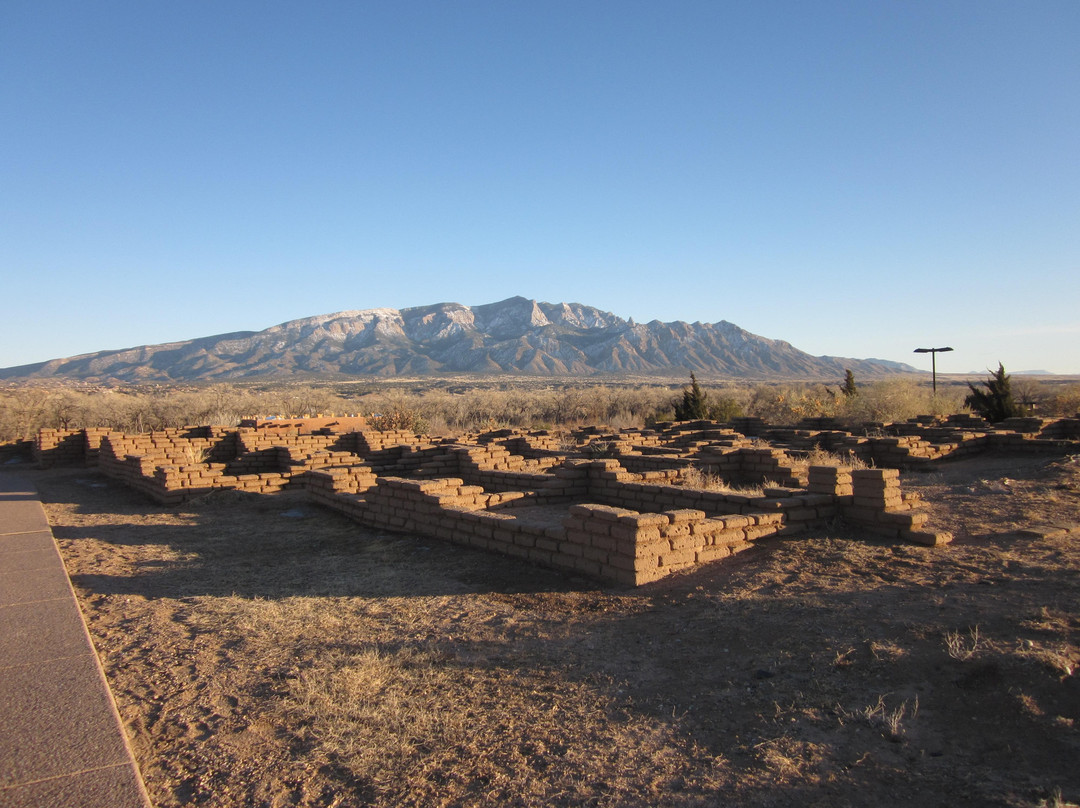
[33,411,1080,586]
[45,420,945,586]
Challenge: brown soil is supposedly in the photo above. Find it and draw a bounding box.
[28,452,1080,807]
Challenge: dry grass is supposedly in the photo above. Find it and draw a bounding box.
[851,695,919,742]
[803,446,871,470]
[677,465,767,497]
[945,626,983,661]
[181,445,212,465]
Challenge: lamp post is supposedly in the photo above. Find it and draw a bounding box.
[913,347,953,393]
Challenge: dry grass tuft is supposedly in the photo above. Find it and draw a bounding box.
[854,695,918,742]
[945,626,982,661]
[804,446,870,470]
[181,445,212,465]
[678,465,766,496]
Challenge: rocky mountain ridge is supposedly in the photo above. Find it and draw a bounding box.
[0,297,915,382]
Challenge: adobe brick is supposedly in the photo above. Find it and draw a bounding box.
[659,549,696,566]
[670,534,705,551]
[663,509,705,523]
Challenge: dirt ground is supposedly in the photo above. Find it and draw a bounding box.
[24,451,1080,807]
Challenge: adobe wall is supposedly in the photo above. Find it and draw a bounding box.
[35,427,116,468]
[303,463,786,586]
[301,452,941,586]
[40,410,1080,586]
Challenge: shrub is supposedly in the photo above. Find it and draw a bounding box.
[1045,383,1080,417]
[707,395,744,422]
[746,384,838,424]
[965,364,1020,423]
[835,378,963,425]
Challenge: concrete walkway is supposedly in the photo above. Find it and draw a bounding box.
[0,472,152,807]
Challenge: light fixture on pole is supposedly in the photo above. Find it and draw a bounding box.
[913,347,953,393]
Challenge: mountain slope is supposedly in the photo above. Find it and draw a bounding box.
[0,297,915,382]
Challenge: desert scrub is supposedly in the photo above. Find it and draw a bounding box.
[836,378,965,425]
[746,383,839,424]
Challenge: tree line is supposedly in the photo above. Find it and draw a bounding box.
[2,375,1076,444]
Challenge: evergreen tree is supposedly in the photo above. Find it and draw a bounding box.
[674,373,709,420]
[841,369,858,397]
[965,363,1020,423]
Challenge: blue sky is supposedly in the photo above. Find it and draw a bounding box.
[2,1,1078,375]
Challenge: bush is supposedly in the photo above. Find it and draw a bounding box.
[1044,384,1080,417]
[707,396,744,422]
[836,378,963,425]
[964,364,1020,423]
[746,384,838,424]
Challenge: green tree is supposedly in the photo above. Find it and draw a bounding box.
[706,396,744,422]
[841,369,858,398]
[964,363,1020,423]
[674,373,709,420]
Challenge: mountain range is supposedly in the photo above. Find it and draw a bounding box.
[0,297,916,382]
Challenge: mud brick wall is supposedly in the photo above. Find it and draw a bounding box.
[82,428,115,465]
[353,429,426,456]
[693,446,807,487]
[728,417,767,436]
[449,454,594,506]
[449,445,571,490]
[99,433,285,504]
[304,465,379,496]
[106,458,290,505]
[615,453,694,474]
[226,447,289,476]
[478,428,563,452]
[807,465,854,498]
[196,470,289,495]
[101,430,236,466]
[562,504,782,586]
[760,428,827,451]
[309,475,527,533]
[497,433,567,458]
[831,432,989,468]
[305,476,657,584]
[36,426,119,467]
[1039,417,1080,440]
[657,426,745,452]
[365,444,470,477]
[841,468,946,546]
[98,448,185,505]
[238,430,338,457]
[583,460,836,533]
[153,463,227,500]
[287,449,364,471]
[35,429,87,467]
